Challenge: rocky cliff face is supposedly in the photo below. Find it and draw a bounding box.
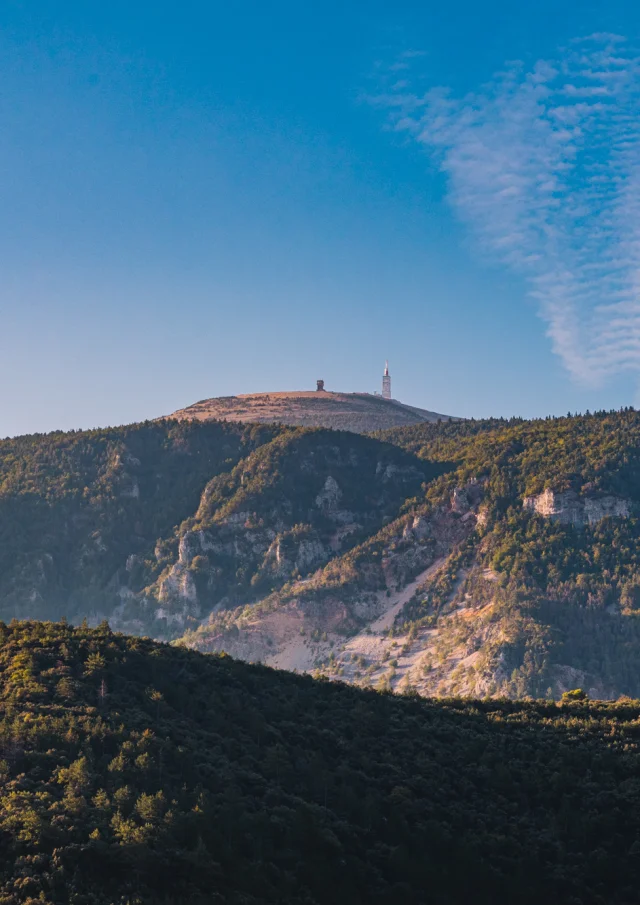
[135,430,432,633]
[523,489,632,526]
[178,457,640,702]
[178,483,483,671]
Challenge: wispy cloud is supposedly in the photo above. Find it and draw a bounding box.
[381,35,640,385]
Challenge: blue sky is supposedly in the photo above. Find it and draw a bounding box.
[2,1,640,436]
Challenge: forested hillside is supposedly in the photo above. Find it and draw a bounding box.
[374,409,640,697]
[7,409,640,699]
[0,420,276,628]
[139,427,433,633]
[0,420,435,640]
[2,620,640,904]
[378,409,640,499]
[184,409,640,700]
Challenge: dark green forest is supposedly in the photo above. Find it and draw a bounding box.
[378,408,640,500]
[0,420,278,625]
[2,621,640,904]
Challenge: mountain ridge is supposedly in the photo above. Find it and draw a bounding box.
[178,409,640,700]
[4,408,640,699]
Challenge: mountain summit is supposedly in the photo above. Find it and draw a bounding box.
[169,389,455,433]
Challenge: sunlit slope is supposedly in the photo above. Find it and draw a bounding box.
[182,409,640,700]
[170,389,455,433]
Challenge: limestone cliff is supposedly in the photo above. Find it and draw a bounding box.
[135,429,433,633]
[177,483,483,673]
[523,488,632,526]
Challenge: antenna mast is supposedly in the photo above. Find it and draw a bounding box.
[382,361,391,400]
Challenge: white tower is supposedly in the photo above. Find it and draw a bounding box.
[382,360,391,399]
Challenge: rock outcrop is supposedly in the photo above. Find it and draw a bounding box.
[139,430,431,631]
[523,489,632,526]
[179,481,485,676]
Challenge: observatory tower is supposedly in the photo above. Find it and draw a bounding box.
[382,361,391,400]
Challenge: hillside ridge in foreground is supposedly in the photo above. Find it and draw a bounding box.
[2,619,640,904]
[169,389,455,433]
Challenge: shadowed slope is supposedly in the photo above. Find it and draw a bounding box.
[2,620,640,904]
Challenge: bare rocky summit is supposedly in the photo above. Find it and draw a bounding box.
[169,390,455,433]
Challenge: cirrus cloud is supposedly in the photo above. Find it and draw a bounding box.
[382,34,640,385]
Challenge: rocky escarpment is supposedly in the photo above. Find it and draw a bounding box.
[177,466,640,702]
[152,519,332,625]
[137,430,432,634]
[178,481,483,669]
[523,489,632,526]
